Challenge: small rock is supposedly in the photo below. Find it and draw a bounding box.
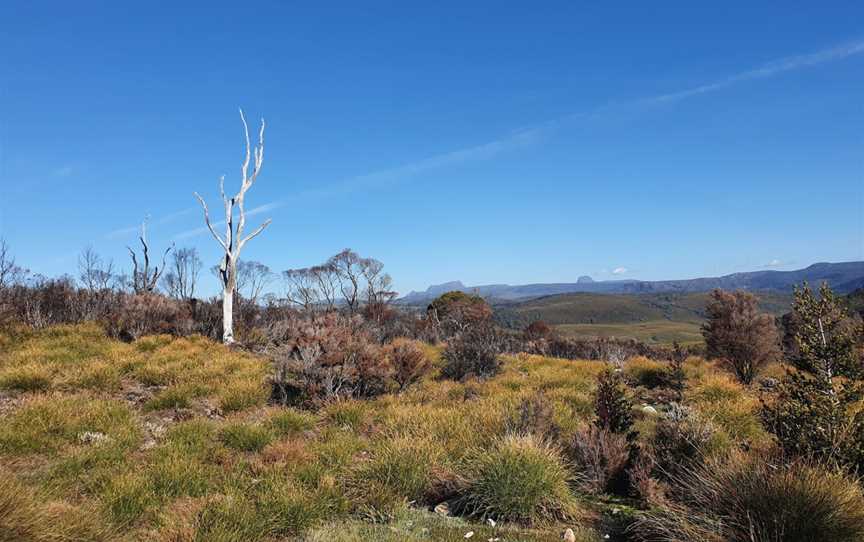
[486,518,496,527]
[604,535,610,540]
[563,528,576,542]
[464,531,474,539]
[78,431,110,445]
[433,502,450,516]
[612,507,620,515]
[641,405,658,415]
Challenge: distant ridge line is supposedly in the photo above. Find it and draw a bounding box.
[399,261,864,304]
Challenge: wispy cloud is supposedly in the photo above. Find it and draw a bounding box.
[105,206,198,240]
[172,126,545,240]
[119,38,864,242]
[642,40,864,106]
[612,267,628,275]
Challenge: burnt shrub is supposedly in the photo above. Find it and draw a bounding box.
[269,313,391,407]
[384,338,432,392]
[441,324,502,380]
[104,294,193,341]
[566,426,631,496]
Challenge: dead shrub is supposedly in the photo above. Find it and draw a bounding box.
[566,426,631,496]
[384,338,432,391]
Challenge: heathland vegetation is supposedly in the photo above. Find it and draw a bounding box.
[2,231,864,541]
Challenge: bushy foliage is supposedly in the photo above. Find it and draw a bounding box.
[456,434,579,524]
[505,392,560,440]
[384,338,432,391]
[104,293,194,341]
[566,426,631,496]
[441,323,502,380]
[763,283,864,470]
[631,456,864,542]
[594,368,634,436]
[702,289,781,384]
[270,313,393,406]
[426,291,492,339]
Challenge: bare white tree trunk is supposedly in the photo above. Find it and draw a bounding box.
[195,109,271,344]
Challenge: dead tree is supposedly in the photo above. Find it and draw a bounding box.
[127,219,172,294]
[161,247,202,301]
[194,109,271,344]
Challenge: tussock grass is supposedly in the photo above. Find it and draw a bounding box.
[219,422,273,452]
[632,455,864,542]
[0,324,776,540]
[346,436,441,521]
[456,434,581,524]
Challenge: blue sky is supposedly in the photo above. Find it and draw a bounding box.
[2,1,863,296]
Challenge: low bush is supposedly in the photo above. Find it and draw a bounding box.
[270,313,392,406]
[649,404,717,482]
[566,426,631,496]
[455,434,579,524]
[441,324,502,380]
[104,293,193,342]
[384,338,432,391]
[505,392,560,440]
[594,368,634,436]
[631,456,864,542]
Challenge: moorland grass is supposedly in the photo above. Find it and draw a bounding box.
[0,324,775,541]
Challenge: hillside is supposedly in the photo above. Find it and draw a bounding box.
[400,261,864,303]
[494,291,793,344]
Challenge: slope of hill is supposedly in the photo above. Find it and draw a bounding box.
[400,261,864,304]
[494,291,793,345]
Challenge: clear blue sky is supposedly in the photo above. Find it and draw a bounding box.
[2,1,863,296]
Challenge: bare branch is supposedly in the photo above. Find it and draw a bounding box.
[193,192,228,251]
[238,219,271,251]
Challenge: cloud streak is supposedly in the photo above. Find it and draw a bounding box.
[119,38,864,242]
[641,39,864,106]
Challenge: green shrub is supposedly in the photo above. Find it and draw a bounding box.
[631,457,864,542]
[219,423,273,452]
[456,434,579,524]
[594,368,634,436]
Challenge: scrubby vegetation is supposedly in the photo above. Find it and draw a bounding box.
[2,238,864,540]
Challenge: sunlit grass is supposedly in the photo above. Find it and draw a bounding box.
[0,324,771,540]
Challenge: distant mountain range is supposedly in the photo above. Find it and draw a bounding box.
[399,261,864,304]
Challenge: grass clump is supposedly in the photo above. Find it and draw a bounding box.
[219,422,273,452]
[0,394,139,454]
[0,364,52,392]
[456,434,579,524]
[632,456,864,542]
[218,377,269,413]
[268,407,317,436]
[0,471,118,542]
[347,437,439,521]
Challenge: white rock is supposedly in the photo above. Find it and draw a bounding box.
[641,405,658,415]
[486,518,496,527]
[433,502,450,516]
[464,532,474,539]
[563,528,576,542]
